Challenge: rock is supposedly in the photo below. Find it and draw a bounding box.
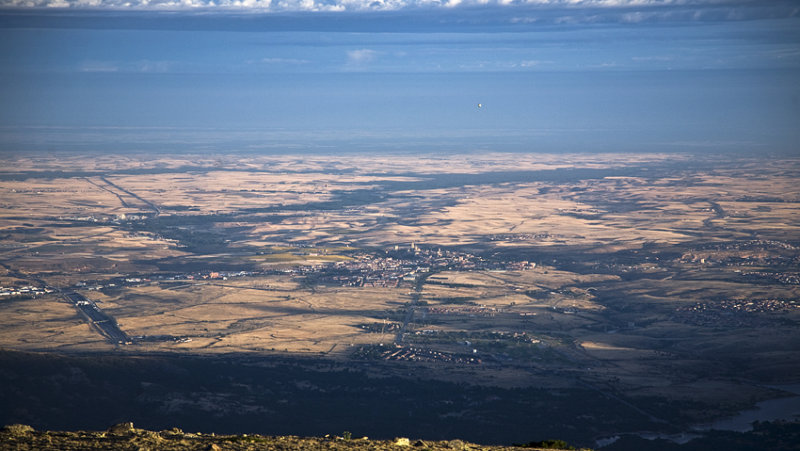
[413,439,427,447]
[207,444,222,451]
[107,422,135,435]
[3,424,34,435]
[139,430,161,439]
[394,437,411,446]
[160,427,184,437]
[447,439,466,449]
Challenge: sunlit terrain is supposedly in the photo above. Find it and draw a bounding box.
[1,152,798,447]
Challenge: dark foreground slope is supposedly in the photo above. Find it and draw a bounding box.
[0,349,653,446]
[2,350,799,451]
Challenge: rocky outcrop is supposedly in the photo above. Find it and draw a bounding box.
[0,424,577,450]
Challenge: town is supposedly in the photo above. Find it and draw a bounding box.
[673,298,799,328]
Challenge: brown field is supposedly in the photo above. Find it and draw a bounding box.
[1,151,799,425]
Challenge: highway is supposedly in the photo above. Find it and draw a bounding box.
[395,272,434,344]
[63,291,130,344]
[100,176,161,215]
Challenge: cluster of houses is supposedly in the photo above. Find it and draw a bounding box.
[488,233,556,242]
[424,305,505,317]
[680,240,799,268]
[682,254,798,268]
[57,242,539,297]
[309,245,535,288]
[58,214,152,223]
[673,298,798,327]
[412,329,541,346]
[699,239,798,251]
[358,322,401,333]
[72,269,258,291]
[356,344,481,365]
[742,271,800,285]
[0,285,54,298]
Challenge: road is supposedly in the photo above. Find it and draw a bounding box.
[395,272,434,344]
[63,291,130,344]
[100,176,161,215]
[84,176,160,215]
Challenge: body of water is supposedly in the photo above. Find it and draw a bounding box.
[597,385,800,448]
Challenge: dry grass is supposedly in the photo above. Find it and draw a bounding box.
[1,152,799,412]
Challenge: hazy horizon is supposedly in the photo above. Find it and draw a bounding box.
[1,1,799,154]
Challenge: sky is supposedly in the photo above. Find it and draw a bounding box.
[0,0,799,154]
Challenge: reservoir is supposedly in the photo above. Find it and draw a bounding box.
[598,385,800,448]
[700,385,800,433]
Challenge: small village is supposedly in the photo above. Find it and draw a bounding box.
[678,239,799,271]
[423,305,506,317]
[741,271,800,285]
[0,285,54,298]
[353,344,482,365]
[673,298,799,327]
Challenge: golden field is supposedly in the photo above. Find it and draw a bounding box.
[1,152,798,423]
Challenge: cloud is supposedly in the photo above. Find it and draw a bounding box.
[79,61,120,72]
[347,48,378,64]
[2,0,799,15]
[518,59,545,67]
[631,56,673,62]
[1,0,799,34]
[260,57,311,64]
[78,60,175,73]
